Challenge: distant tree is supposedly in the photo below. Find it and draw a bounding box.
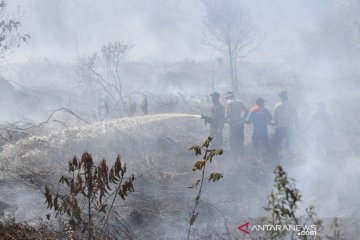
[202,0,257,92]
[77,42,133,120]
[0,0,30,57]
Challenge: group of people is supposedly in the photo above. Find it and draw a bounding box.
[205,90,332,160]
[127,96,149,116]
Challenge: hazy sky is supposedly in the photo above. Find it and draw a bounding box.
[5,0,332,63]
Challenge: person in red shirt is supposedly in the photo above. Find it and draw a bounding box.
[247,98,273,153]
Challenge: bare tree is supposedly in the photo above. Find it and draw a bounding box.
[77,42,133,120]
[202,0,257,92]
[0,0,30,57]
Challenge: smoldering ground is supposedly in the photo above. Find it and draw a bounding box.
[0,108,359,238]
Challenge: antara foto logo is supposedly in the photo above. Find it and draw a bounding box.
[237,222,250,234]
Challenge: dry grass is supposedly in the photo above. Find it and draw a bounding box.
[0,217,62,240]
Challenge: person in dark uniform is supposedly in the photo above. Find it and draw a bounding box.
[140,96,148,115]
[247,98,273,153]
[225,91,249,159]
[209,92,225,148]
[202,92,225,148]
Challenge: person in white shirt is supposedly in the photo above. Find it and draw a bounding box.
[225,91,249,159]
[271,91,298,160]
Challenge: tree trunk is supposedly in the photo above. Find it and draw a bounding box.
[227,45,238,92]
[233,58,239,92]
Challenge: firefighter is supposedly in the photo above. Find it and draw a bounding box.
[225,91,249,159]
[201,92,225,148]
[306,101,333,157]
[271,91,298,160]
[247,98,273,153]
[140,96,148,115]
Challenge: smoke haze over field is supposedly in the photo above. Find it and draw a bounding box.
[2,0,339,63]
[3,0,358,103]
[2,0,357,97]
[0,0,359,239]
